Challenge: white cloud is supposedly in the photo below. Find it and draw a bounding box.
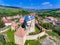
[0,3,11,6]
[42,2,53,6]
[22,6,41,9]
[42,2,50,5]
[22,6,34,9]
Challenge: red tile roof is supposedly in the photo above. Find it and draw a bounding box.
[4,19,12,23]
[46,16,55,21]
[15,27,26,37]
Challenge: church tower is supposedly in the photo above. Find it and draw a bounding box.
[24,15,35,34]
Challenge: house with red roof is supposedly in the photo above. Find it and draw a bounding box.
[46,16,55,21]
[3,19,12,26]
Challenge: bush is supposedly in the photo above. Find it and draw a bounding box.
[46,31,60,39]
[53,26,60,35]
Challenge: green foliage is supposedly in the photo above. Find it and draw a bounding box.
[6,29,15,43]
[0,7,29,16]
[46,31,60,38]
[0,29,17,45]
[0,9,18,16]
[0,42,3,45]
[40,23,53,29]
[40,35,47,40]
[37,10,60,18]
[0,35,5,43]
[4,42,17,45]
[0,42,17,45]
[0,19,5,28]
[35,26,41,33]
[53,26,60,35]
[19,10,29,15]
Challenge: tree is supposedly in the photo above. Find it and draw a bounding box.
[40,23,53,29]
[0,19,5,28]
[19,10,29,15]
[53,26,60,35]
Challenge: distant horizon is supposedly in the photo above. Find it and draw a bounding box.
[0,0,60,10]
[0,5,60,10]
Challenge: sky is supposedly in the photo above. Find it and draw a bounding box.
[0,0,60,9]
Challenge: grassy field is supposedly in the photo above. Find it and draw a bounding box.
[0,28,16,45]
[25,35,47,45]
[39,35,47,40]
[25,40,41,45]
[6,29,15,43]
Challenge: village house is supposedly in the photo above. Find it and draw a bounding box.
[13,14,21,19]
[43,16,57,25]
[2,17,12,26]
[55,18,60,26]
[4,19,12,26]
[11,21,18,30]
[45,16,57,22]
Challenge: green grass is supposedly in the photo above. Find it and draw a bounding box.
[0,28,16,45]
[46,31,60,39]
[25,40,41,45]
[6,29,15,43]
[25,35,47,45]
[40,35,47,40]
[29,26,41,35]
[35,26,41,33]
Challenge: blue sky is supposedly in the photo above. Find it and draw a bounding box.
[0,0,60,9]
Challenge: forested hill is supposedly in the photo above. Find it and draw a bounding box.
[36,8,60,18]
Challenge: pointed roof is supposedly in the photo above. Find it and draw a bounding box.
[15,27,26,37]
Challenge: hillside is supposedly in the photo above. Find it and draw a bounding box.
[0,5,30,16]
[0,5,60,17]
[36,9,60,18]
